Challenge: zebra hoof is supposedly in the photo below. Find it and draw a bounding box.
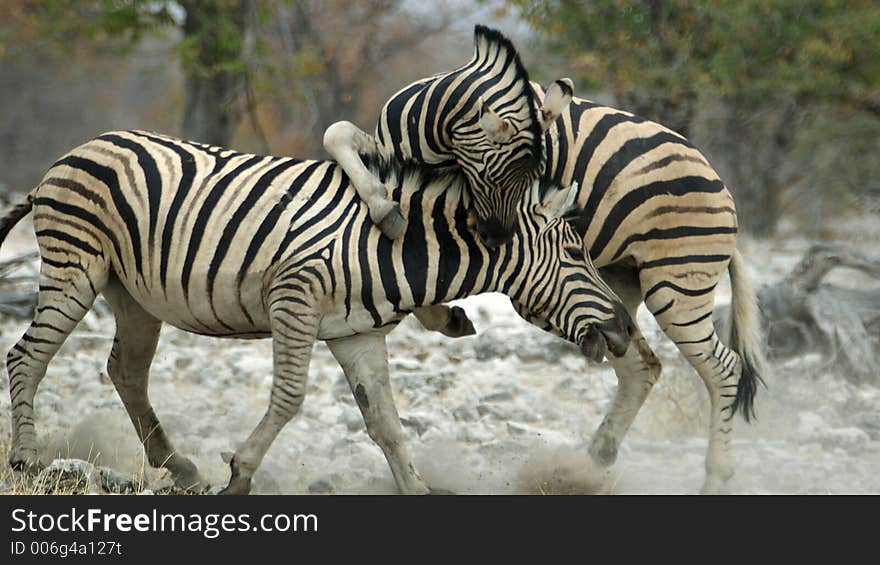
[218,476,252,495]
[218,454,252,495]
[441,306,476,338]
[378,204,406,239]
[167,458,207,493]
[8,448,42,475]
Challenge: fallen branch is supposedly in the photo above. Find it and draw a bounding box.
[717,243,880,384]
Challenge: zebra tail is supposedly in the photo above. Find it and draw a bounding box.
[0,192,35,249]
[726,247,767,422]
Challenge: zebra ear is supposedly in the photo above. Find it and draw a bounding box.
[539,78,574,131]
[540,182,580,221]
[479,98,515,144]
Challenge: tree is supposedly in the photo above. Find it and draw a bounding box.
[506,0,880,236]
[247,0,456,156]
[2,0,254,147]
[0,0,461,158]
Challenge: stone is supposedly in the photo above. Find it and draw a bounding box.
[34,459,96,494]
[96,467,137,494]
[308,479,334,494]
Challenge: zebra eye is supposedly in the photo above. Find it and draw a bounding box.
[565,245,585,262]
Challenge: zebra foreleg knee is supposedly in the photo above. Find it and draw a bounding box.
[357,180,406,239]
[323,121,406,239]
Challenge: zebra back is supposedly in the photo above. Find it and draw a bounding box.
[532,83,738,269]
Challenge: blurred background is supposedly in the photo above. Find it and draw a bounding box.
[1,0,878,238]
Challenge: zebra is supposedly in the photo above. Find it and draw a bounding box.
[323,24,574,245]
[0,129,634,495]
[326,48,765,493]
[520,88,765,494]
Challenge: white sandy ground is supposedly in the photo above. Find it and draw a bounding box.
[0,217,878,495]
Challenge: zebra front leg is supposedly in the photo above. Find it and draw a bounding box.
[327,332,434,494]
[413,305,476,338]
[102,279,204,492]
[220,297,320,495]
[588,333,661,467]
[323,121,406,239]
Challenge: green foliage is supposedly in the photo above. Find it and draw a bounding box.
[2,1,247,80]
[509,0,880,107]
[176,1,247,78]
[2,1,176,56]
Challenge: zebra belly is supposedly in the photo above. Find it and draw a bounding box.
[316,301,405,341]
[110,267,273,338]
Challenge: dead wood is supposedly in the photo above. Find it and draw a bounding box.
[716,243,880,383]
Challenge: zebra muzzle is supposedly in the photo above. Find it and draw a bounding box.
[580,326,608,363]
[580,316,632,362]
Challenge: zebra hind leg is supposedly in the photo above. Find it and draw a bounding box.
[647,292,741,494]
[102,278,205,492]
[220,289,321,495]
[7,258,106,471]
[323,121,406,239]
[327,332,435,494]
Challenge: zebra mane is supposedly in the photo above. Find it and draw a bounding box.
[472,25,545,172]
[359,151,469,200]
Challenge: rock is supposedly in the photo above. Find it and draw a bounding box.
[452,405,479,422]
[252,473,281,494]
[481,390,516,403]
[96,467,137,494]
[149,476,176,493]
[308,479,334,494]
[797,411,826,438]
[473,327,581,362]
[851,412,880,441]
[34,459,96,494]
[818,427,871,453]
[341,410,365,432]
[400,414,432,437]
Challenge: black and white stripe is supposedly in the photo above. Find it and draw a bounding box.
[376,25,543,233]
[1,129,632,494]
[362,47,765,492]
[531,87,765,493]
[325,25,573,245]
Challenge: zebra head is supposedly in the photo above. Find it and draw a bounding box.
[458,78,574,249]
[508,181,634,361]
[447,26,575,248]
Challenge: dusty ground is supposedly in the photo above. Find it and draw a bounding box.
[1,217,878,495]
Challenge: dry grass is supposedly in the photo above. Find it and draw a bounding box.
[0,439,163,495]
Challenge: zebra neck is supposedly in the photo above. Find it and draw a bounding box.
[390,175,530,307]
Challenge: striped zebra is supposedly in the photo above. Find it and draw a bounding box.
[323,24,574,245]
[330,46,765,492]
[0,130,634,495]
[525,88,766,494]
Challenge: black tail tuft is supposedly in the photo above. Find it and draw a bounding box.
[726,248,767,423]
[730,352,762,422]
